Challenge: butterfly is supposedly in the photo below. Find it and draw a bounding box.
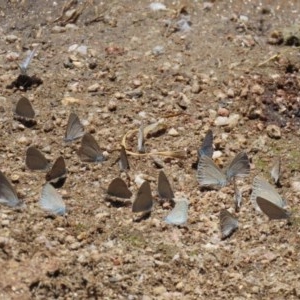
[39,183,66,215]
[107,178,132,199]
[165,198,188,225]
[270,156,281,186]
[119,146,130,171]
[14,97,36,127]
[197,152,250,188]
[256,196,290,220]
[157,170,174,200]
[26,146,50,171]
[18,47,37,75]
[198,129,213,158]
[219,209,238,240]
[78,133,105,162]
[132,181,153,213]
[45,156,67,188]
[0,171,23,207]
[250,176,286,212]
[137,125,146,153]
[64,112,85,142]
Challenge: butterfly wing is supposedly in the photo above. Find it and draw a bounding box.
[256,196,290,220]
[226,152,250,181]
[132,181,153,213]
[198,129,213,158]
[197,155,227,187]
[250,176,285,211]
[64,113,85,142]
[137,125,146,153]
[107,178,132,199]
[0,171,21,207]
[26,146,50,171]
[270,156,281,185]
[220,209,238,240]
[15,97,35,119]
[40,183,66,215]
[165,198,188,225]
[119,146,130,171]
[78,133,105,162]
[158,170,174,200]
[45,156,67,188]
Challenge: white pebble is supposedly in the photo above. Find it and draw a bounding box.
[149,2,166,11]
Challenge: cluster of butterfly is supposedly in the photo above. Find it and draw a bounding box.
[197,130,290,239]
[2,106,189,225]
[3,49,290,237]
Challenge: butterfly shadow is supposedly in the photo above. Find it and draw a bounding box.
[104,196,132,208]
[132,211,151,223]
[7,74,43,91]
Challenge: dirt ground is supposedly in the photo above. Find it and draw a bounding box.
[1,0,300,299]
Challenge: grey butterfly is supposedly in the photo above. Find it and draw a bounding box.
[39,183,66,215]
[137,125,145,153]
[78,133,105,162]
[256,196,290,220]
[119,146,130,171]
[250,176,286,212]
[14,97,36,127]
[197,155,227,187]
[64,112,85,142]
[0,171,23,207]
[45,156,67,188]
[18,47,37,75]
[132,181,153,213]
[225,152,250,182]
[107,178,132,199]
[158,170,174,200]
[197,152,250,188]
[198,129,213,158]
[165,197,188,225]
[26,146,50,171]
[270,156,281,186]
[220,209,238,240]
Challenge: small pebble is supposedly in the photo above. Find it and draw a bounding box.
[266,124,281,139]
[149,3,166,11]
[251,84,264,95]
[87,83,100,92]
[5,34,18,43]
[214,116,229,126]
[218,107,230,117]
[52,25,66,33]
[168,128,179,136]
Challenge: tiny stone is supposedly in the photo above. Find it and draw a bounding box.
[65,24,79,30]
[218,107,230,117]
[133,79,141,87]
[52,25,66,33]
[251,84,264,95]
[19,136,29,144]
[191,81,201,93]
[214,116,229,126]
[227,113,240,128]
[87,83,100,92]
[11,174,19,182]
[266,124,281,139]
[168,128,179,136]
[176,281,184,291]
[227,88,235,98]
[153,286,167,295]
[5,34,18,43]
[107,100,117,111]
